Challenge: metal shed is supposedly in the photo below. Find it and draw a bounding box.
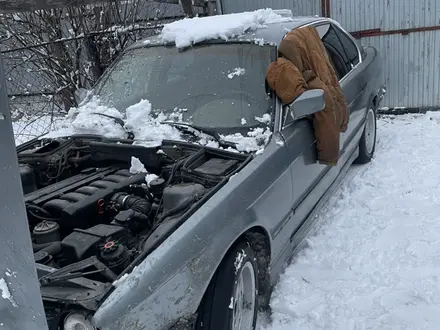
[219,0,440,111]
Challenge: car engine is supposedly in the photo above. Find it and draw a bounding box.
[17,136,250,297]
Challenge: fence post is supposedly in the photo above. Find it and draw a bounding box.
[0,52,48,330]
[205,0,219,15]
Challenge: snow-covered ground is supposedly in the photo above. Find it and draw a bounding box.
[258,113,440,330]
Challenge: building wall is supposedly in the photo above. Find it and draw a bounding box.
[330,0,440,109]
[220,0,440,109]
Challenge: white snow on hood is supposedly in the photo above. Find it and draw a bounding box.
[43,97,272,154]
[159,8,293,48]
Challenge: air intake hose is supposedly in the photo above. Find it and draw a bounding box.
[111,192,152,216]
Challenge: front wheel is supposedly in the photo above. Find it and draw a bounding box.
[196,241,259,330]
[354,107,377,164]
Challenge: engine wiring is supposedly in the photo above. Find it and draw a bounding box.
[26,203,59,222]
[39,148,71,185]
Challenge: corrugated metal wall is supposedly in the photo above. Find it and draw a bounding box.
[330,0,440,108]
[220,0,440,109]
[220,0,320,17]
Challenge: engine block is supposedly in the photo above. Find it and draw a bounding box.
[41,169,146,232]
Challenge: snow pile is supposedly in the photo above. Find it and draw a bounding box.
[261,113,440,329]
[42,97,273,155]
[5,269,17,278]
[229,297,234,309]
[129,156,147,174]
[160,8,293,48]
[227,68,246,79]
[220,114,273,153]
[124,100,182,147]
[45,97,184,147]
[45,96,126,139]
[129,157,159,187]
[255,113,271,125]
[0,278,17,307]
[145,173,159,186]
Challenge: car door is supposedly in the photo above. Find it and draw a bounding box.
[274,23,365,256]
[273,101,328,254]
[315,22,367,153]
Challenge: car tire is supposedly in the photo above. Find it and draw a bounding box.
[354,106,377,164]
[195,241,259,330]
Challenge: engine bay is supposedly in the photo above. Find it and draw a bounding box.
[17,135,251,317]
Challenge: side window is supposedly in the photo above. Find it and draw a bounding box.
[333,25,360,67]
[315,23,350,79]
[315,23,361,80]
[315,24,331,39]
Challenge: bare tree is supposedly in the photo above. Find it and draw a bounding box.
[0,1,181,111]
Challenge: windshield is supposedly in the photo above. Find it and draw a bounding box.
[90,43,275,134]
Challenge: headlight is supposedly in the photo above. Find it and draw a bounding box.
[64,312,97,330]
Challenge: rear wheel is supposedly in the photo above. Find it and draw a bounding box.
[196,241,259,330]
[354,106,377,164]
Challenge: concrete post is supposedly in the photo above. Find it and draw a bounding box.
[0,53,48,330]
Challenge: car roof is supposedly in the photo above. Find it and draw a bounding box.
[228,17,329,46]
[128,16,331,51]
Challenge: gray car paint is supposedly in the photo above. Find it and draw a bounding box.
[92,17,384,330]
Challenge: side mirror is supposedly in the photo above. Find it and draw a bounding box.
[288,89,326,120]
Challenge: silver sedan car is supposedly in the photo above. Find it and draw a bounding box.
[18,12,384,330]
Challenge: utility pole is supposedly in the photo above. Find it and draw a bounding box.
[179,0,220,17]
[179,0,194,17]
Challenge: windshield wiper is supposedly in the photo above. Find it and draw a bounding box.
[92,112,134,140]
[160,121,237,149]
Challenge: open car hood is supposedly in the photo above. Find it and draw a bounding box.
[18,135,251,327]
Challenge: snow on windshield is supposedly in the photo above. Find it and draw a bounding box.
[44,96,128,139]
[43,97,272,154]
[227,68,246,79]
[41,10,290,154]
[159,8,293,48]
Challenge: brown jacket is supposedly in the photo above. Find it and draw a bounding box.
[266,26,349,165]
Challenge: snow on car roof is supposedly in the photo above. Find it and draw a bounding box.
[132,9,322,49]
